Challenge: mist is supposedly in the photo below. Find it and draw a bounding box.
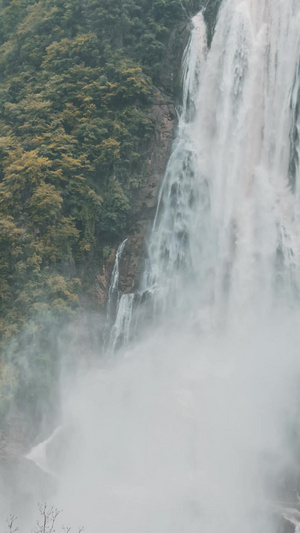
[13,311,300,533]
[2,0,300,531]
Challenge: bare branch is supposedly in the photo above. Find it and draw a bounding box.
[6,515,19,533]
[35,503,61,533]
[6,504,83,533]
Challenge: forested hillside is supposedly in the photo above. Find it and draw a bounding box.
[0,0,200,343]
[0,0,213,434]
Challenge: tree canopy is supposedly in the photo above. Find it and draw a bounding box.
[0,0,202,430]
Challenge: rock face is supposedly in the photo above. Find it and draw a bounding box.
[118,100,177,294]
[113,21,193,297]
[94,93,178,305]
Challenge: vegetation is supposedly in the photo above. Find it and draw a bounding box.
[0,0,205,430]
[7,503,83,532]
[0,0,201,344]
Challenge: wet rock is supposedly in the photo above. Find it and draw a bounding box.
[117,100,177,295]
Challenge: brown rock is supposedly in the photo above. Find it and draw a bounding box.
[117,99,177,295]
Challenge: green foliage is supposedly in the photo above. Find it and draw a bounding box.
[0,0,203,425]
[100,181,130,239]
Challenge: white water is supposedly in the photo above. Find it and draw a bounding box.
[141,0,300,328]
[106,238,134,351]
[13,0,300,532]
[110,292,135,350]
[107,238,127,322]
[25,425,63,477]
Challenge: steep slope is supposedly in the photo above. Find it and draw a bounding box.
[0,0,221,438]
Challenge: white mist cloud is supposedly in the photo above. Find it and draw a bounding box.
[37,312,300,533]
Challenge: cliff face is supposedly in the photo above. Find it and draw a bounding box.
[97,21,191,302]
[102,4,223,304]
[117,21,193,295]
[100,100,177,300]
[119,101,177,293]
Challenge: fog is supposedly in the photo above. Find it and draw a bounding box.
[2,0,300,531]
[15,312,300,533]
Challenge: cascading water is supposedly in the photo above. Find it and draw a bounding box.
[106,238,136,351]
[106,238,128,323]
[12,1,300,532]
[116,0,300,340]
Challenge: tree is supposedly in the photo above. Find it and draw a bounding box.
[6,504,84,533]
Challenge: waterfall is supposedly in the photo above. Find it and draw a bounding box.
[19,2,300,533]
[106,238,127,323]
[109,293,135,351]
[106,239,138,352]
[114,0,300,342]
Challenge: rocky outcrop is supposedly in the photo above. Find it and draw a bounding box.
[95,96,177,304]
[118,99,177,294]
